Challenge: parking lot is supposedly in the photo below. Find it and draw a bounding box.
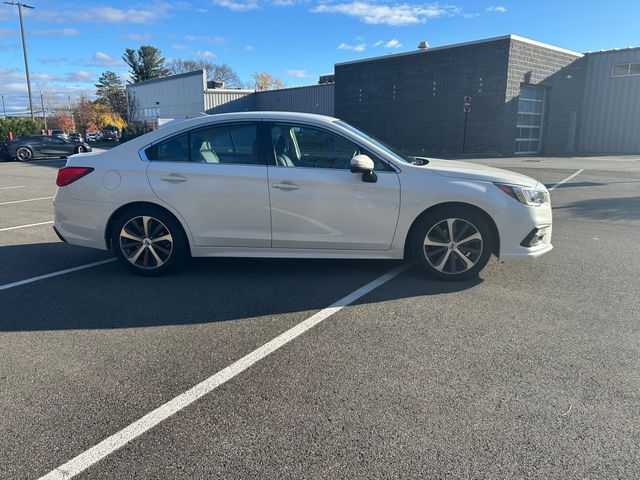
[1,155,639,479]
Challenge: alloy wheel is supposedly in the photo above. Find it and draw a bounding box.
[119,216,173,270]
[423,218,483,274]
[16,147,32,161]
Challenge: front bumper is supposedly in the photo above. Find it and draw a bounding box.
[494,200,553,262]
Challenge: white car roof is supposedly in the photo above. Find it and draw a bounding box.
[126,112,341,150]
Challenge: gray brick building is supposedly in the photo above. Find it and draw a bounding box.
[127,34,640,156]
[335,35,640,156]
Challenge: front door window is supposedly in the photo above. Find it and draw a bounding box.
[515,85,545,154]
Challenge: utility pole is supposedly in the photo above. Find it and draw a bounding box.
[1,95,6,118]
[4,2,35,120]
[40,90,47,130]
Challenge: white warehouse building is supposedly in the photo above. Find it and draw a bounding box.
[126,70,334,126]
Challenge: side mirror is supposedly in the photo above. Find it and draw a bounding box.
[350,154,377,183]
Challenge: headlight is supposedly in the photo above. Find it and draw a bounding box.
[494,183,550,206]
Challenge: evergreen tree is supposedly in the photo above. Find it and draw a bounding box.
[95,71,127,120]
[123,45,170,83]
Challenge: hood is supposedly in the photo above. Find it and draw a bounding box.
[423,158,539,188]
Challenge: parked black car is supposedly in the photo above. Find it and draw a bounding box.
[3,135,92,161]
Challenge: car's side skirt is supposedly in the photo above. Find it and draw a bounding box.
[190,246,405,260]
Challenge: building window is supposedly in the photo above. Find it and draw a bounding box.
[612,63,640,77]
[515,85,545,155]
[143,107,160,118]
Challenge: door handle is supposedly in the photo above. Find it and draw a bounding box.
[272,182,299,191]
[160,174,188,183]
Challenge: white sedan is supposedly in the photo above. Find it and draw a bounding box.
[53,112,552,280]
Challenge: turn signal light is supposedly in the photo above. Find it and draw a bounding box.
[56,167,94,187]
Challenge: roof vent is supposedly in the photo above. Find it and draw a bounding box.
[418,41,429,49]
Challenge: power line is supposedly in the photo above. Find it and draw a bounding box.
[3,2,35,120]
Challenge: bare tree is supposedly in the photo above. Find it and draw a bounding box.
[252,72,283,91]
[168,59,244,88]
[126,90,140,123]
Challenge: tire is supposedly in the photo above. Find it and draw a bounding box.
[76,146,86,153]
[15,147,32,162]
[111,206,188,276]
[411,207,494,281]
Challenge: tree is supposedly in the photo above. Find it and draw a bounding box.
[53,116,75,132]
[252,72,283,91]
[126,89,140,123]
[95,71,127,120]
[93,103,126,131]
[168,59,244,88]
[0,117,41,140]
[73,95,98,134]
[123,45,170,83]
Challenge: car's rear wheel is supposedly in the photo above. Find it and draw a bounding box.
[111,207,188,276]
[411,207,494,280]
[15,147,32,162]
[76,145,86,153]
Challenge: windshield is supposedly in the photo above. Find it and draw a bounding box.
[334,120,413,164]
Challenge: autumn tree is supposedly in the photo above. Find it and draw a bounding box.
[95,71,127,120]
[93,103,125,131]
[252,72,283,91]
[53,116,76,132]
[123,45,170,83]
[73,95,97,134]
[168,59,244,88]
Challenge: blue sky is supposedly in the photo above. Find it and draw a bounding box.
[0,0,638,114]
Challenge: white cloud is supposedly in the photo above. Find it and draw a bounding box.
[171,44,187,50]
[245,44,255,52]
[196,50,216,58]
[338,42,366,52]
[287,69,310,78]
[463,12,480,18]
[212,0,260,11]
[62,71,94,83]
[121,33,152,41]
[486,6,507,12]
[384,39,402,49]
[34,4,170,24]
[272,0,295,5]
[184,34,226,44]
[373,40,384,47]
[33,28,79,36]
[313,2,460,26]
[0,28,15,38]
[92,51,125,67]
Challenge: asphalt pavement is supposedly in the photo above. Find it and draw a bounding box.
[0,155,639,479]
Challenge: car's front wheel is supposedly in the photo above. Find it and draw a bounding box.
[111,207,188,276]
[411,207,494,280]
[75,145,87,153]
[15,147,32,162]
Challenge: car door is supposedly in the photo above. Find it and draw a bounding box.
[146,121,272,248]
[29,136,48,156]
[47,136,72,156]
[267,122,400,250]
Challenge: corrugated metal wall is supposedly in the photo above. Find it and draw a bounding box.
[205,84,334,116]
[205,90,254,113]
[253,84,334,115]
[579,49,640,153]
[127,71,206,121]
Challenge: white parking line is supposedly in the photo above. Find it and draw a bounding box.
[548,169,584,191]
[37,262,410,480]
[0,259,117,292]
[0,196,55,206]
[0,220,53,232]
[0,185,25,190]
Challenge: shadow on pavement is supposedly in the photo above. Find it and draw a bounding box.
[554,196,640,220]
[545,180,606,189]
[0,242,482,332]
